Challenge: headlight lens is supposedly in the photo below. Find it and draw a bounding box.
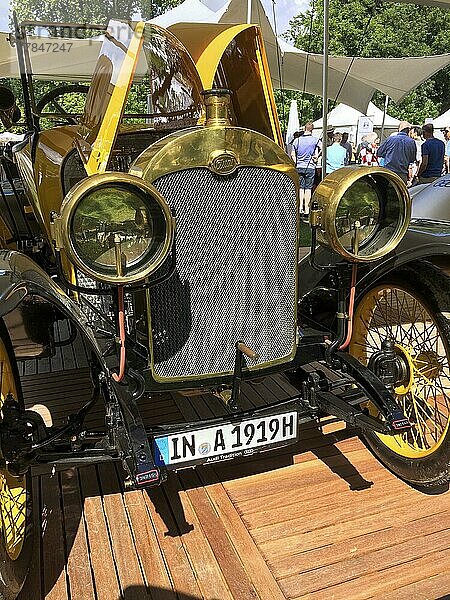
[312,167,411,262]
[60,173,174,284]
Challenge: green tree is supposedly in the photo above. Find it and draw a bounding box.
[11,0,181,24]
[283,0,450,124]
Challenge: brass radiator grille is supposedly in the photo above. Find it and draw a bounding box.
[150,166,298,380]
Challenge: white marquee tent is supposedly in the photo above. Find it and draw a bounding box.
[313,102,400,143]
[433,108,450,129]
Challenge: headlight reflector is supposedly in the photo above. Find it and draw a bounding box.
[59,173,174,283]
[312,167,411,262]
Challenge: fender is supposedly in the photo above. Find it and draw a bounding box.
[0,249,107,365]
[353,218,450,291]
[298,219,450,323]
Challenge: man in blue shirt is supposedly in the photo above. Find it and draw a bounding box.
[377,121,417,183]
[291,122,319,217]
[418,123,445,184]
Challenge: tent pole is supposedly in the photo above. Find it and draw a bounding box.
[247,0,252,23]
[380,95,389,140]
[321,0,329,180]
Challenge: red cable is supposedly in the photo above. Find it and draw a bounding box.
[339,264,358,351]
[112,285,126,382]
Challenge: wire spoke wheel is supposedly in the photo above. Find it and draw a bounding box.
[0,340,27,560]
[0,323,32,598]
[350,273,450,488]
[351,284,450,456]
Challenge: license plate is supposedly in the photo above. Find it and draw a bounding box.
[153,410,298,469]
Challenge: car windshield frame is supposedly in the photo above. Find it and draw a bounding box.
[11,19,203,136]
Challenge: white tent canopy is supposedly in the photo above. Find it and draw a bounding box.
[433,108,450,128]
[154,0,450,113]
[313,102,400,143]
[0,33,102,81]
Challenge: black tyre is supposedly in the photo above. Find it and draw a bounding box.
[350,264,450,488]
[0,321,33,599]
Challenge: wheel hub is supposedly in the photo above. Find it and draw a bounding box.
[393,344,415,395]
[367,339,411,392]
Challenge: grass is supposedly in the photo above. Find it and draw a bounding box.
[299,221,312,248]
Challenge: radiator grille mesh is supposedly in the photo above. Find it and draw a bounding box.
[150,166,297,379]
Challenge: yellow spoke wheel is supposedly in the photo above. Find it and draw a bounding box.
[0,322,32,599]
[0,334,27,560]
[350,272,450,488]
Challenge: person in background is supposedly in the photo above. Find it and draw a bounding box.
[326,127,335,147]
[408,126,422,185]
[326,132,347,174]
[356,135,369,161]
[444,128,450,174]
[376,121,416,183]
[291,122,319,217]
[417,123,445,184]
[358,133,379,166]
[289,130,303,145]
[340,131,353,165]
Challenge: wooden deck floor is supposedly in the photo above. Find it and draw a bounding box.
[15,336,450,600]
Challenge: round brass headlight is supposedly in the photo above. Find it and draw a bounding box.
[60,173,174,284]
[312,167,411,262]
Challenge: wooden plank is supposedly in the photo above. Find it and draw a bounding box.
[293,547,450,600]
[21,368,91,385]
[60,469,95,600]
[258,496,446,560]
[241,381,272,408]
[143,486,202,598]
[180,469,259,600]
[40,472,69,600]
[270,374,301,398]
[241,469,407,530]
[79,466,121,600]
[280,528,450,598]
[198,466,286,600]
[171,391,203,421]
[249,483,421,544]
[18,474,42,600]
[122,489,175,600]
[55,321,76,372]
[164,473,234,600]
[271,512,450,580]
[224,449,379,502]
[259,376,290,401]
[231,444,382,516]
[216,444,372,488]
[96,463,147,599]
[376,570,450,600]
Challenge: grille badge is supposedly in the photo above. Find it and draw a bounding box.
[209,150,239,175]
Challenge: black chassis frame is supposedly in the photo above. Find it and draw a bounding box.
[0,248,415,490]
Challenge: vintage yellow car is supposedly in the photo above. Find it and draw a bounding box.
[0,17,448,598]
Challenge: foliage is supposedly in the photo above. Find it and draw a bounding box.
[275,89,323,135]
[280,0,450,126]
[11,0,180,24]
